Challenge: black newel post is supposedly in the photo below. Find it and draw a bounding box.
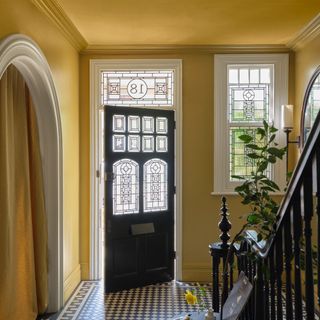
[209,197,232,313]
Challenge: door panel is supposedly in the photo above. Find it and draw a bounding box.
[104,105,175,292]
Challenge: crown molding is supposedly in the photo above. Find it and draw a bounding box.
[287,13,320,51]
[81,44,289,55]
[32,0,87,51]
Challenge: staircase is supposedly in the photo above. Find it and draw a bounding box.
[212,112,320,320]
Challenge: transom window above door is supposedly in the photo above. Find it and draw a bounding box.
[101,70,174,106]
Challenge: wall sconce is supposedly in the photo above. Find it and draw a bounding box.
[281,104,299,176]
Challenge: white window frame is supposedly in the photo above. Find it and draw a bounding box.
[89,59,183,280]
[213,54,289,194]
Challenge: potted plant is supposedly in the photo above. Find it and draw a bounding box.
[220,120,287,317]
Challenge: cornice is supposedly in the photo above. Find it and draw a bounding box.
[81,44,289,55]
[287,13,320,51]
[32,0,87,51]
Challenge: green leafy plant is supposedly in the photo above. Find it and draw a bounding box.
[232,120,286,242]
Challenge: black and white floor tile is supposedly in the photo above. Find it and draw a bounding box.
[56,281,212,320]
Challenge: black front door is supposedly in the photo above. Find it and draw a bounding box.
[104,105,175,292]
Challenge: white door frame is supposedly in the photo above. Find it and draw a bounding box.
[89,59,183,280]
[0,34,63,311]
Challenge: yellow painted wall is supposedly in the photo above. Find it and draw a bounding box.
[80,52,290,281]
[294,35,320,142]
[0,0,80,301]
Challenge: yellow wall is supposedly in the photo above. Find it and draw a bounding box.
[294,35,320,142]
[80,51,289,281]
[0,0,80,301]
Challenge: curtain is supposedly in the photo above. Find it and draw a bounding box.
[0,65,48,319]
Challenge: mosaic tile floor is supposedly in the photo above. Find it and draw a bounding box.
[56,281,212,320]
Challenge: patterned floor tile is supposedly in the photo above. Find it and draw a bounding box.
[57,281,212,320]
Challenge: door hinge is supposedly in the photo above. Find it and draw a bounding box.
[174,186,176,194]
[174,121,176,129]
[96,170,100,178]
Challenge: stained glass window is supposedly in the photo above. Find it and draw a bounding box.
[156,117,168,134]
[113,115,126,132]
[142,116,154,133]
[143,159,168,212]
[228,65,273,181]
[306,74,320,128]
[128,115,140,133]
[156,136,168,152]
[128,135,140,152]
[113,135,126,152]
[113,159,139,215]
[229,67,270,123]
[142,136,154,152]
[101,70,174,106]
[230,128,269,179]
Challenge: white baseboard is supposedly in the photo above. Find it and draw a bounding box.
[63,264,81,303]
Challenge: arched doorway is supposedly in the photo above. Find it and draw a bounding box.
[0,34,63,312]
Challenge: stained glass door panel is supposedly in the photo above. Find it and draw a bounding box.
[104,105,175,292]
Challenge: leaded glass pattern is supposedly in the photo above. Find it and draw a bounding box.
[306,74,320,128]
[143,159,168,212]
[113,115,126,132]
[112,114,168,153]
[156,136,168,152]
[128,115,141,133]
[228,65,273,181]
[128,135,140,152]
[228,67,271,123]
[113,159,139,215]
[142,116,154,133]
[230,128,270,179]
[142,136,154,152]
[113,135,126,152]
[101,70,174,106]
[156,117,168,134]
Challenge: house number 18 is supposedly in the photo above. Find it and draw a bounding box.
[127,78,148,99]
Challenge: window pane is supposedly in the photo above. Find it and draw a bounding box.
[143,159,168,212]
[113,115,126,132]
[142,116,154,133]
[113,135,126,152]
[229,69,238,84]
[228,66,272,123]
[101,70,174,106]
[156,117,168,134]
[128,115,140,133]
[229,127,270,180]
[128,135,140,152]
[113,159,139,215]
[260,68,271,83]
[156,136,168,152]
[142,136,154,152]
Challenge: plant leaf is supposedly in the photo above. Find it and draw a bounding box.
[238,134,253,143]
[231,175,245,180]
[247,153,261,159]
[267,147,285,159]
[246,143,262,150]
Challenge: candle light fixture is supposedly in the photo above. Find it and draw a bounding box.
[281,104,299,177]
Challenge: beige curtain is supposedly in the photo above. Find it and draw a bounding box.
[0,65,48,319]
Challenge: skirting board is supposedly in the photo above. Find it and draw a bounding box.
[63,264,81,303]
[182,263,212,282]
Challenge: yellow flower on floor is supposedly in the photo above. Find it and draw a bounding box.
[185,290,198,305]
